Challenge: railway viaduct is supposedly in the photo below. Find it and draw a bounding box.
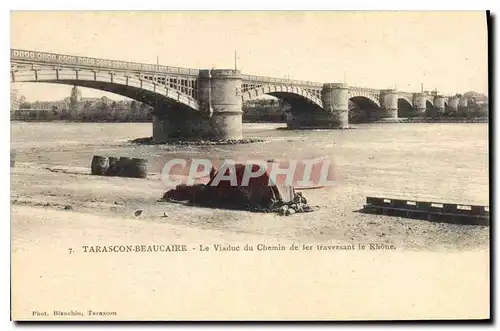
[11,49,468,142]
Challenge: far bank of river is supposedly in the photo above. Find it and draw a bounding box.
[376,117,488,124]
[10,116,489,124]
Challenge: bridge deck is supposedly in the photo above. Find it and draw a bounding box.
[11,49,201,77]
[11,48,454,97]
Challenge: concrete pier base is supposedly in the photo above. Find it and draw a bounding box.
[152,68,244,143]
[448,97,459,114]
[152,110,212,143]
[210,111,243,140]
[197,69,243,140]
[311,82,350,129]
[416,107,426,117]
[380,89,399,121]
[152,108,242,143]
[381,108,398,121]
[286,110,349,129]
[435,96,446,116]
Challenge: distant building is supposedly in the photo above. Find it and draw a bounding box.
[244,99,280,108]
[31,100,69,110]
[28,88,134,112]
[75,96,116,109]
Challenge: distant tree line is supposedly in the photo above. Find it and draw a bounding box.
[243,99,288,123]
[11,97,488,123]
[442,103,489,118]
[11,100,154,122]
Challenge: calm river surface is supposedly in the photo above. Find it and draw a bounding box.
[11,121,489,205]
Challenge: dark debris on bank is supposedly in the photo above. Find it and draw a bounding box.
[130,137,265,146]
[157,163,316,216]
[276,126,356,131]
[159,184,315,216]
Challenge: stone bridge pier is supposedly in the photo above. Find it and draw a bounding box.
[459,97,468,110]
[320,83,349,128]
[153,69,243,143]
[380,89,398,120]
[434,95,446,115]
[415,93,428,116]
[286,83,349,129]
[448,96,459,113]
[152,107,211,143]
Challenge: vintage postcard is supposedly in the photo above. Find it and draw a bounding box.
[10,11,490,321]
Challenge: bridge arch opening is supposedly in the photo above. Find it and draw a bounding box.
[13,83,151,122]
[242,86,324,125]
[425,100,437,117]
[268,92,324,117]
[60,80,194,110]
[348,96,381,123]
[443,100,455,116]
[242,96,286,122]
[397,98,415,118]
[11,68,199,113]
[12,80,202,125]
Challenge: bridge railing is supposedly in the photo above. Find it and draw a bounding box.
[398,90,454,98]
[11,49,457,98]
[241,74,323,88]
[348,87,454,99]
[347,86,381,94]
[398,91,416,96]
[10,49,200,76]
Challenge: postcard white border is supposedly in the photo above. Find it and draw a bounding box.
[3,1,497,330]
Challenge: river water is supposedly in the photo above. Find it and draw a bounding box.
[11,121,489,205]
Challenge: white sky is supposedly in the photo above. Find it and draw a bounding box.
[11,11,488,101]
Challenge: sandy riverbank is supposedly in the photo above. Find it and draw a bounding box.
[11,162,489,251]
[11,204,490,320]
[10,122,490,320]
[11,162,490,320]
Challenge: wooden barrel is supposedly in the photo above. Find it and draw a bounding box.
[91,155,109,175]
[129,158,148,178]
[106,157,119,176]
[117,157,133,177]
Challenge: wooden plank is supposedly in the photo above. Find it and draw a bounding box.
[442,203,458,214]
[471,205,488,216]
[362,196,489,226]
[416,201,432,211]
[364,197,489,217]
[363,206,489,226]
[390,199,410,209]
[366,196,385,206]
